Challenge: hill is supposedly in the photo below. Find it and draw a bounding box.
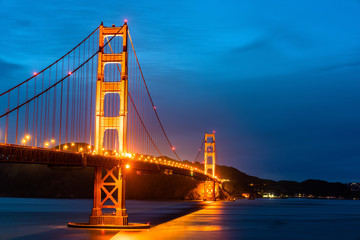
[0,161,358,200]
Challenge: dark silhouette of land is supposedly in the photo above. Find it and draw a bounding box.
[0,161,358,200]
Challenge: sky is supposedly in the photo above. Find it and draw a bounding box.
[1,0,360,182]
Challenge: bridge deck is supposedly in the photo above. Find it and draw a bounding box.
[0,144,217,182]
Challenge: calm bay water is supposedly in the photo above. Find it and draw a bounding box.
[1,197,360,240]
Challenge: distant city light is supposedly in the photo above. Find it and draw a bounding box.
[125,164,130,169]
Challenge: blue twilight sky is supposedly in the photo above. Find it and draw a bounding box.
[1,0,360,182]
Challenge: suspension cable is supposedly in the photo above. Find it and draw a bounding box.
[105,36,164,158]
[0,25,124,119]
[128,31,182,161]
[0,25,101,97]
[193,135,205,163]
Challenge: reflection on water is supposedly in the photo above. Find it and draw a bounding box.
[111,203,225,240]
[1,198,360,240]
[112,199,360,240]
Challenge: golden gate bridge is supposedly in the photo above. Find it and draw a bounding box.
[0,21,219,229]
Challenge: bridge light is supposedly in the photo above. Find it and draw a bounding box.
[71,143,75,146]
[79,147,83,152]
[63,145,68,150]
[33,72,37,76]
[88,145,91,149]
[125,164,130,169]
[124,19,128,23]
[172,147,175,150]
[45,142,49,147]
[22,139,26,144]
[51,139,55,144]
[153,106,156,110]
[26,135,31,140]
[68,71,72,75]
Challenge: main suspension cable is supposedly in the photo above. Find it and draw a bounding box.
[128,31,182,161]
[0,25,101,97]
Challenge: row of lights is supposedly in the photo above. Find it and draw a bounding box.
[127,154,218,180]
[21,135,56,148]
[20,133,217,180]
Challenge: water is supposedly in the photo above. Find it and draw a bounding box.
[1,198,360,240]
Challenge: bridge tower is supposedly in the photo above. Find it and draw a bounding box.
[90,22,128,226]
[203,131,216,201]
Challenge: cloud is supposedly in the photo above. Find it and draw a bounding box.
[0,58,25,88]
[316,60,360,72]
[232,30,280,53]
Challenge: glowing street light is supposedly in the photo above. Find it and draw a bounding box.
[63,145,68,150]
[44,142,49,147]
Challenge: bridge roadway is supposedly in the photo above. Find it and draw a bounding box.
[0,144,218,182]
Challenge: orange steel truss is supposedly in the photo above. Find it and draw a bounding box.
[90,166,128,225]
[203,180,215,201]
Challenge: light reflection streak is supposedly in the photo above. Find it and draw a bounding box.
[110,202,224,240]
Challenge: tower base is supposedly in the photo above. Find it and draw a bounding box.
[89,214,128,225]
[68,222,150,229]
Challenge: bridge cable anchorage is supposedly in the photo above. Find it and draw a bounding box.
[104,37,164,159]
[128,31,182,161]
[0,25,101,97]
